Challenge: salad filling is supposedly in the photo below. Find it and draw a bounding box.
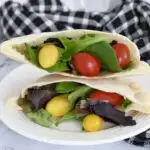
[18,81,135,132]
[20,34,131,77]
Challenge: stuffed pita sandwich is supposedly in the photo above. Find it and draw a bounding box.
[1,30,150,79]
[6,74,150,132]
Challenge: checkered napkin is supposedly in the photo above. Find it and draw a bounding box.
[1,0,150,147]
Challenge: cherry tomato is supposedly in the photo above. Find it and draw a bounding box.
[112,43,130,69]
[73,53,101,76]
[89,90,123,106]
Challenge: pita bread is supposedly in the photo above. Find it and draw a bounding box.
[6,74,150,114]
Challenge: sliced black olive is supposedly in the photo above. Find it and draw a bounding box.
[110,40,118,46]
[44,38,64,48]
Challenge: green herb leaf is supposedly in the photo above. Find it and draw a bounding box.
[68,86,93,104]
[121,98,132,109]
[56,82,78,93]
[26,109,51,128]
[46,61,69,72]
[125,62,133,71]
[60,35,106,60]
[85,41,122,72]
[25,44,39,66]
[55,111,86,126]
[58,48,65,57]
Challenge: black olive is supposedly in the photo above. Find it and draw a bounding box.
[44,38,64,48]
[110,40,118,46]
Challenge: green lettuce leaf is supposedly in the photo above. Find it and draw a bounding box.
[68,86,93,104]
[60,35,106,60]
[85,41,122,72]
[56,82,78,93]
[46,61,69,72]
[55,111,86,126]
[121,98,132,109]
[125,61,133,71]
[25,44,39,66]
[26,109,51,127]
[58,47,65,57]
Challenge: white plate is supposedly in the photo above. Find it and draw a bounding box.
[1,64,150,145]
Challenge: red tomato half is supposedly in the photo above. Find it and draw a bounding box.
[89,90,123,106]
[73,53,101,76]
[112,43,130,69]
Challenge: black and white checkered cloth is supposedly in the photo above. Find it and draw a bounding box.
[1,0,150,147]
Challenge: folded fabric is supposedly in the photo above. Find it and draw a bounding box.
[1,0,150,147]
